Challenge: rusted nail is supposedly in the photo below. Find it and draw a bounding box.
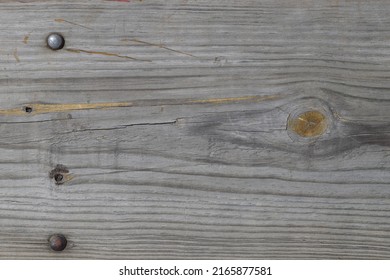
[49,234,67,252]
[47,33,65,50]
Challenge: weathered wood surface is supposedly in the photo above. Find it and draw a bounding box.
[0,0,389,259]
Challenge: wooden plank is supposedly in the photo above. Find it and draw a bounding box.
[0,0,389,259]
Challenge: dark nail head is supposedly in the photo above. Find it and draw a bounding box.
[49,234,67,252]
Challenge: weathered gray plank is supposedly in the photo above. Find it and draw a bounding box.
[0,0,389,259]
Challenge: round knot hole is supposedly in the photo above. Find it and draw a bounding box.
[23,106,33,113]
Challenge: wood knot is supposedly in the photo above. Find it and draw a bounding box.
[288,110,328,138]
[49,164,69,185]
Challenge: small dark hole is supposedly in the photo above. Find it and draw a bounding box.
[54,173,64,183]
[24,106,33,113]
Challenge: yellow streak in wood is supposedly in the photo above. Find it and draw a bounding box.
[63,174,74,183]
[0,102,132,116]
[13,49,20,63]
[0,94,280,116]
[23,35,29,44]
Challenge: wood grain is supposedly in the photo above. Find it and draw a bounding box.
[0,0,389,259]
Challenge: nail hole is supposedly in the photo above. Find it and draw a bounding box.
[49,164,69,185]
[54,173,64,183]
[23,106,33,113]
[49,234,67,252]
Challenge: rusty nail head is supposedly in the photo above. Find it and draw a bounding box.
[49,234,67,251]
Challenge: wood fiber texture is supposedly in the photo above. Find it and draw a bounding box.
[0,0,389,259]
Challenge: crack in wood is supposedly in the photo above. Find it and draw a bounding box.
[66,48,152,62]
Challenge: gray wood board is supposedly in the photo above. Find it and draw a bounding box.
[0,0,389,259]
